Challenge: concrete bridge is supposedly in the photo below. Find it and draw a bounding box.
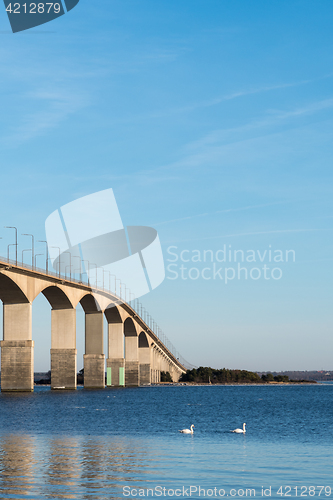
[0,259,186,391]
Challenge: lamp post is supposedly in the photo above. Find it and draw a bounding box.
[81,260,89,284]
[102,268,108,290]
[22,248,31,265]
[38,240,48,274]
[65,265,72,279]
[4,226,17,265]
[108,272,117,294]
[63,251,72,280]
[50,246,61,278]
[115,278,121,298]
[73,256,82,282]
[34,253,43,268]
[88,263,97,288]
[120,282,125,300]
[22,234,34,269]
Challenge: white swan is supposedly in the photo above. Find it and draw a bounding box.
[231,423,246,434]
[179,424,195,434]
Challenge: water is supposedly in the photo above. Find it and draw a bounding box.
[0,384,332,499]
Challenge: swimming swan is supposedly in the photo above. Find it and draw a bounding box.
[231,423,246,434]
[179,424,195,434]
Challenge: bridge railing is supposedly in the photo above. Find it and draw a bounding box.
[0,255,193,371]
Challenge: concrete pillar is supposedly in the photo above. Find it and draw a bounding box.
[154,349,158,383]
[51,308,77,390]
[162,356,167,373]
[0,303,34,392]
[151,347,157,384]
[125,335,139,386]
[84,312,105,389]
[157,350,161,383]
[107,322,125,387]
[139,345,151,385]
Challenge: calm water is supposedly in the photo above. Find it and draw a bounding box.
[0,384,332,499]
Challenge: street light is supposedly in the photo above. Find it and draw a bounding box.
[22,248,32,265]
[81,260,89,284]
[4,226,17,265]
[63,251,72,280]
[102,268,108,290]
[108,272,117,294]
[38,240,48,274]
[73,256,82,282]
[22,234,34,269]
[50,246,61,278]
[34,253,43,268]
[65,265,72,279]
[88,263,97,288]
[120,281,125,300]
[115,278,121,298]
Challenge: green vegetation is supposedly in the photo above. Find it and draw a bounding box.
[261,373,289,382]
[160,371,173,382]
[180,367,261,384]
[179,367,315,384]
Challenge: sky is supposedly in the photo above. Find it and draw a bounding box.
[0,0,333,372]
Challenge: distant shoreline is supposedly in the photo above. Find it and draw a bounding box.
[158,381,319,386]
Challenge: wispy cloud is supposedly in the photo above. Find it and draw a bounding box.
[1,86,89,146]
[151,201,293,227]
[112,94,333,188]
[186,97,333,152]
[166,228,333,245]
[108,75,331,125]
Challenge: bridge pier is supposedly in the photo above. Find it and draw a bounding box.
[51,308,77,390]
[0,303,34,392]
[107,321,125,387]
[84,311,105,389]
[139,333,151,385]
[157,350,161,383]
[151,346,159,383]
[151,347,155,383]
[125,335,140,386]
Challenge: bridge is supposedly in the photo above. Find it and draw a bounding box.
[0,257,187,391]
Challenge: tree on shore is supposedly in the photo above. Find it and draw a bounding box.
[180,367,261,384]
[161,371,173,382]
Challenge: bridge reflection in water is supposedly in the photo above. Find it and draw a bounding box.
[0,434,157,500]
[0,258,186,392]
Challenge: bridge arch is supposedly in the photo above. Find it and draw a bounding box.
[0,273,29,304]
[124,317,137,337]
[40,285,74,310]
[139,331,149,348]
[79,293,101,313]
[104,304,122,324]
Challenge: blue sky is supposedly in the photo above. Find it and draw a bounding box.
[0,0,333,371]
